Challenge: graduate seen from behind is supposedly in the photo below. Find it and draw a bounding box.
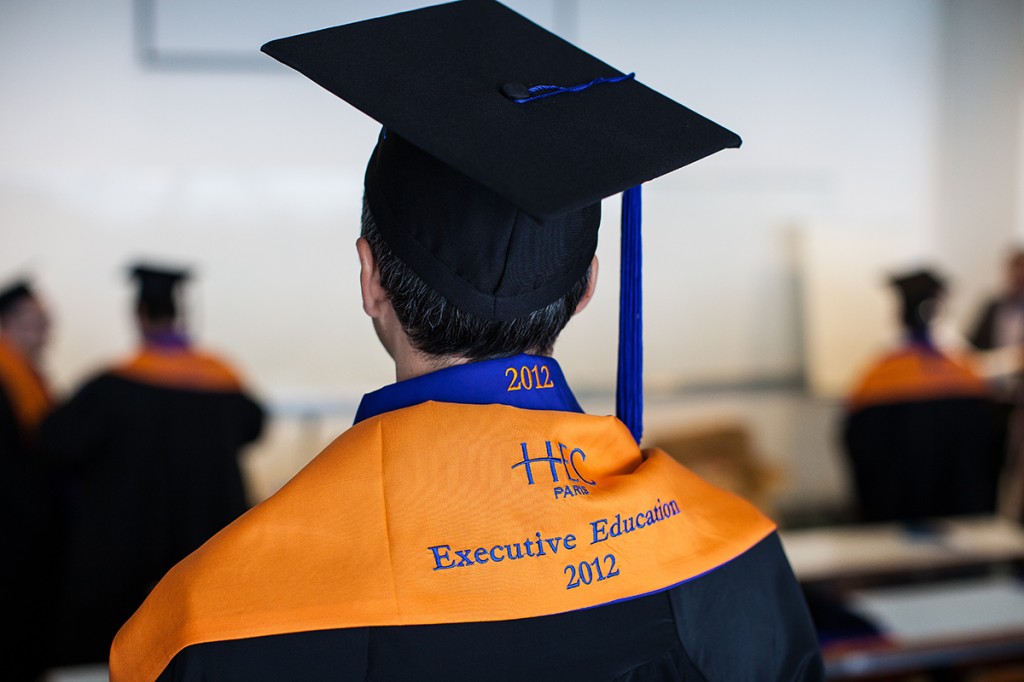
[842,268,996,523]
[111,2,823,680]
[41,262,265,669]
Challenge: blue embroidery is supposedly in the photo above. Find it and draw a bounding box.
[427,532,578,571]
[512,441,563,485]
[512,440,597,489]
[353,354,583,424]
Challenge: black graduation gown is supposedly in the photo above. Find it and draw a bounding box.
[843,397,995,522]
[112,356,822,681]
[1,383,59,682]
[155,533,823,682]
[841,344,996,522]
[40,369,264,667]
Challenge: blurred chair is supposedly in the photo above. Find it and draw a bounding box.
[646,419,784,519]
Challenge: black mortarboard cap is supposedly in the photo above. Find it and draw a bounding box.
[0,279,33,317]
[889,269,945,303]
[129,262,190,319]
[261,0,740,318]
[889,268,946,330]
[261,0,742,442]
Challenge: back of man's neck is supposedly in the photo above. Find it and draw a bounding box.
[394,349,470,382]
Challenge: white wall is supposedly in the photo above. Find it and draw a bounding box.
[1,0,960,399]
[2,1,1022,504]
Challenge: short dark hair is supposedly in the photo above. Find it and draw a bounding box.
[361,200,590,361]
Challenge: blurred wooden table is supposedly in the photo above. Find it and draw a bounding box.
[779,516,1024,680]
[780,515,1024,585]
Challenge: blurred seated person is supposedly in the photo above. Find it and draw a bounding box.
[0,277,57,681]
[40,261,266,667]
[841,268,996,523]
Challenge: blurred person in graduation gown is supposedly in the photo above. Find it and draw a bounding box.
[842,268,996,523]
[0,279,53,453]
[0,278,57,681]
[41,262,265,667]
[110,4,822,681]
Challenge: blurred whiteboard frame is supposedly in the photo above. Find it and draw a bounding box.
[796,224,911,399]
[133,0,566,70]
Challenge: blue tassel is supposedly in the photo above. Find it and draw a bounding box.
[511,72,636,104]
[616,186,643,444]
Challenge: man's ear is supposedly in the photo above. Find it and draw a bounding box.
[573,256,599,316]
[357,237,389,318]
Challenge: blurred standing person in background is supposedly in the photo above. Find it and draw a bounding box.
[968,247,1024,357]
[968,246,1024,520]
[41,262,266,668]
[842,269,996,523]
[0,277,57,681]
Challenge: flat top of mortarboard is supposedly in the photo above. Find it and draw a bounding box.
[0,278,33,316]
[128,262,191,286]
[889,268,945,300]
[260,0,741,221]
[128,262,192,303]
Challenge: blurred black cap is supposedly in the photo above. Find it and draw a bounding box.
[889,268,946,330]
[129,263,190,319]
[889,269,945,304]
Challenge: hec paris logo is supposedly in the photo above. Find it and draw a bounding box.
[512,440,596,500]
